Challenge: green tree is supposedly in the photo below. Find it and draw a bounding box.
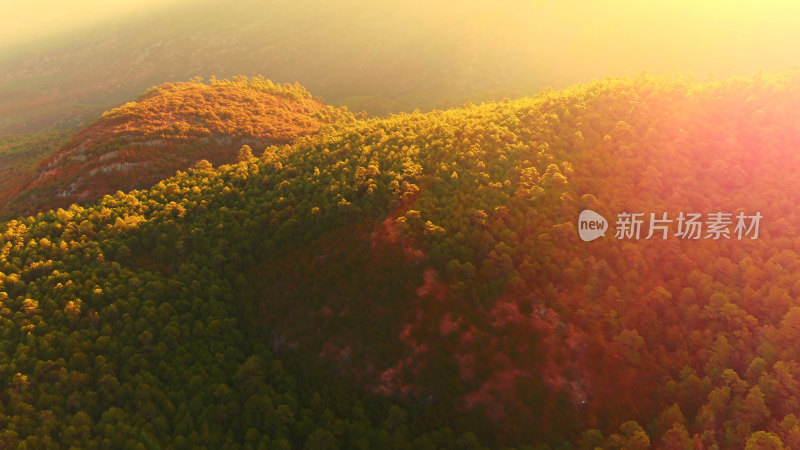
[238,145,255,162]
[745,431,784,449]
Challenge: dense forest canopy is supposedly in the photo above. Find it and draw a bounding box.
[1,72,800,448]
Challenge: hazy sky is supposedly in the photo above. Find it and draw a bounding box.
[0,0,190,49]
[4,0,800,78]
[476,0,800,81]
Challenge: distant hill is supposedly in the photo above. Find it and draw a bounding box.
[0,77,355,219]
[2,72,800,447]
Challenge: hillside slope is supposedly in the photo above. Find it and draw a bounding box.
[1,73,800,447]
[0,77,355,219]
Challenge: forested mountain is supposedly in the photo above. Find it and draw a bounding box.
[0,77,354,220]
[1,72,800,447]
